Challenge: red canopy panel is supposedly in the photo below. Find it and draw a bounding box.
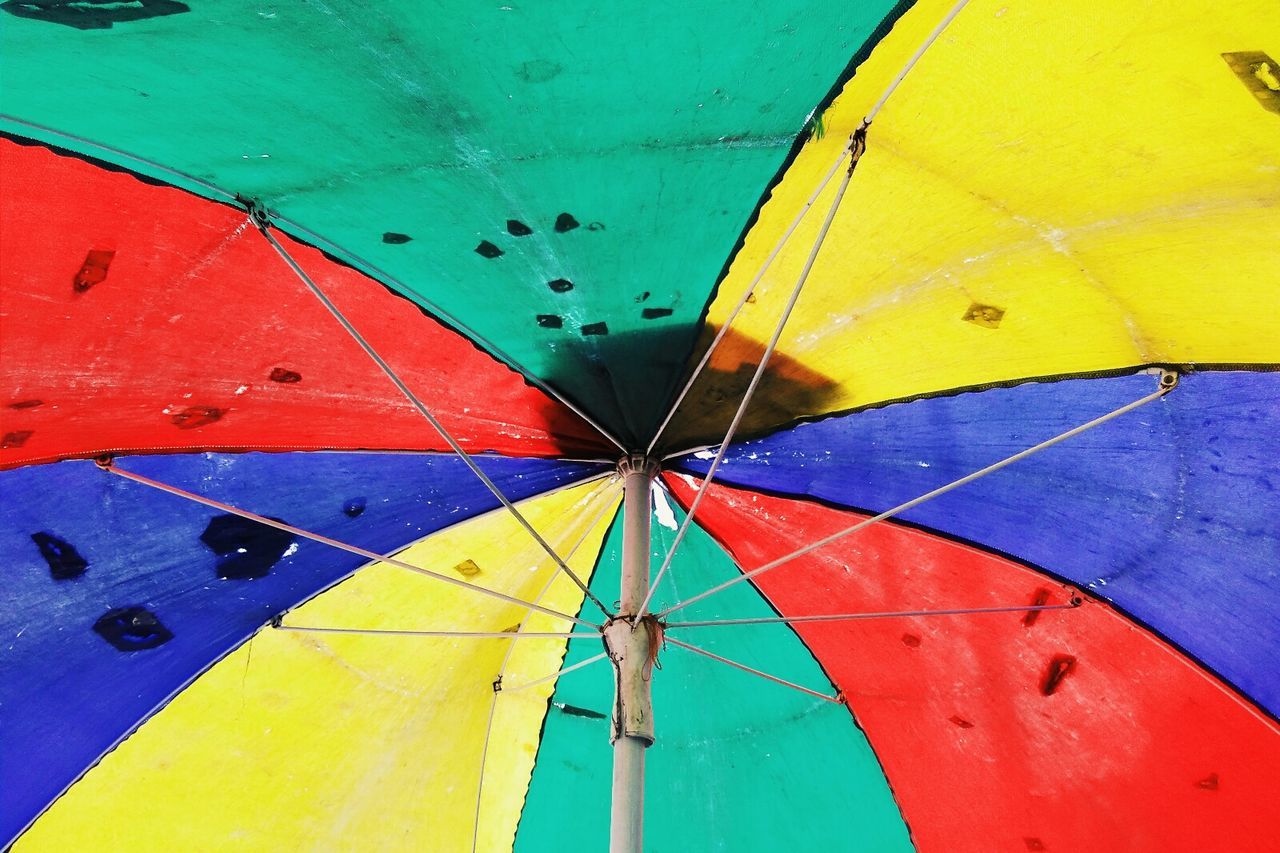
[665,474,1280,853]
[0,138,606,468]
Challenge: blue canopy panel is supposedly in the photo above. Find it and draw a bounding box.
[0,452,603,841]
[675,370,1280,717]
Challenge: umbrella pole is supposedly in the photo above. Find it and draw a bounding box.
[606,454,659,853]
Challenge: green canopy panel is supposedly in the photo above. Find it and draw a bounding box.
[1,0,909,444]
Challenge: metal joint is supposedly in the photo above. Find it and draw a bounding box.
[847,122,869,174]
[605,614,665,667]
[238,194,273,230]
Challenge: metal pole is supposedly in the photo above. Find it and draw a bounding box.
[605,454,659,853]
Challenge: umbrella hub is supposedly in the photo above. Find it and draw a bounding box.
[615,452,660,479]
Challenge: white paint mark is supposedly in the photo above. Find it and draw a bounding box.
[652,487,678,531]
[674,472,699,489]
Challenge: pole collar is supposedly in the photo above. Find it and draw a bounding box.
[603,614,660,746]
[616,453,660,479]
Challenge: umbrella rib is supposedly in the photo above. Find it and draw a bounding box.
[666,637,841,704]
[97,460,598,629]
[249,215,612,619]
[865,0,975,124]
[501,651,609,693]
[645,149,848,456]
[664,600,1082,629]
[643,0,975,461]
[636,130,869,620]
[471,480,619,853]
[658,374,1177,619]
[274,625,599,640]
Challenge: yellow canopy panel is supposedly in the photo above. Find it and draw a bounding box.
[669,0,1280,446]
[17,478,620,853]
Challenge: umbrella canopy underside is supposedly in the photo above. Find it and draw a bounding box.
[2,0,1278,850]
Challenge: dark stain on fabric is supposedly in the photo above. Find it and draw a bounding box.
[342,497,367,518]
[516,59,562,83]
[1197,772,1220,790]
[171,406,224,429]
[382,232,413,244]
[556,702,607,720]
[948,715,973,729]
[548,278,574,293]
[962,302,1005,329]
[31,531,88,580]
[536,314,563,329]
[507,219,533,237]
[641,308,673,320]
[2,430,33,448]
[73,249,114,293]
[269,367,302,384]
[1023,588,1051,627]
[635,292,650,303]
[554,213,580,233]
[658,322,843,451]
[475,240,503,258]
[93,606,174,651]
[1222,52,1280,115]
[1041,654,1077,696]
[900,632,921,648]
[200,514,295,580]
[453,559,481,577]
[1023,838,1046,851]
[580,322,608,336]
[8,399,43,409]
[2,0,189,30]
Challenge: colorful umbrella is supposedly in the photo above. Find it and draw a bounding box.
[3,0,1279,850]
